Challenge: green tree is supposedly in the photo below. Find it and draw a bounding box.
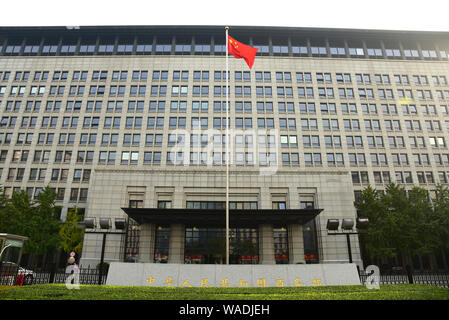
[59,207,85,254]
[24,187,61,256]
[417,184,449,269]
[383,184,422,268]
[0,186,8,230]
[0,187,61,262]
[1,189,34,236]
[434,185,449,250]
[356,183,449,270]
[405,186,434,268]
[355,185,395,265]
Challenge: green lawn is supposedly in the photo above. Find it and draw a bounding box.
[0,284,448,300]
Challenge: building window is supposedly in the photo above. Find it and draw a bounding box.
[300,201,319,263]
[272,202,286,210]
[70,188,79,201]
[154,226,170,263]
[124,199,142,262]
[158,200,172,209]
[274,227,288,264]
[184,227,259,264]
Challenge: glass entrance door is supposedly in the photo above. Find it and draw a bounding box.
[184,227,259,264]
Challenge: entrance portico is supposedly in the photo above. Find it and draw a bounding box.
[122,207,322,265]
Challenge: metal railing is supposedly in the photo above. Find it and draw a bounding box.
[2,263,448,288]
[359,269,449,288]
[0,264,108,286]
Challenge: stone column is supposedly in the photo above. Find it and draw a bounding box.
[168,223,185,264]
[173,186,184,208]
[138,223,156,263]
[287,224,306,264]
[260,187,271,209]
[258,224,275,264]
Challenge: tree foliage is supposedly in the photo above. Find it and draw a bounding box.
[59,207,85,254]
[0,186,62,255]
[355,183,449,269]
[354,185,395,263]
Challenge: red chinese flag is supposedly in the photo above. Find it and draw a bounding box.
[227,35,258,69]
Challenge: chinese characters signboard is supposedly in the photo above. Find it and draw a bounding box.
[106,263,361,287]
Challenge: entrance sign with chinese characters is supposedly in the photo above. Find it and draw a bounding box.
[106,263,361,287]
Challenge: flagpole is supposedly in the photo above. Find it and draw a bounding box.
[225,26,230,265]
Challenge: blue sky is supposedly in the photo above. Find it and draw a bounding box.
[2,0,449,31]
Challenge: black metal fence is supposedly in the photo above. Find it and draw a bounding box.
[2,263,448,288]
[0,264,108,286]
[359,269,449,288]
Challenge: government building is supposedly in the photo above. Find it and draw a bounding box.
[0,25,448,270]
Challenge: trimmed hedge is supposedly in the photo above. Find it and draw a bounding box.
[0,284,448,300]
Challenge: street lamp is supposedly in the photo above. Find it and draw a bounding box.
[326,218,369,264]
[82,217,127,285]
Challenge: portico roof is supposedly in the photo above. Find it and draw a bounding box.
[121,207,323,227]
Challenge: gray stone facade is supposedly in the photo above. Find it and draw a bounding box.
[80,168,361,267]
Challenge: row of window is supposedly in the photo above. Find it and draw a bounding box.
[185,201,258,210]
[5,134,445,164]
[3,83,449,101]
[3,98,449,117]
[5,100,449,116]
[147,200,314,210]
[1,123,447,150]
[2,113,449,133]
[1,41,448,60]
[3,70,448,86]
[3,166,90,182]
[3,149,448,169]
[3,101,449,123]
[351,170,449,185]
[1,127,447,153]
[1,185,87,202]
